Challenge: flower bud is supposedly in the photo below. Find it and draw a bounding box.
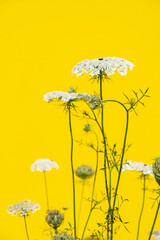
[89,95,101,110]
[75,165,95,180]
[46,210,64,230]
[84,124,91,132]
[152,157,160,185]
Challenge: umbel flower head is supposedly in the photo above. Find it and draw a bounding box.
[7,200,40,216]
[152,157,160,185]
[152,230,160,240]
[46,210,64,230]
[31,159,59,172]
[44,90,91,103]
[72,57,134,77]
[89,95,101,110]
[53,232,74,240]
[122,160,153,176]
[75,165,95,180]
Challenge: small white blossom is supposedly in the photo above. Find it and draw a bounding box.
[44,91,92,103]
[122,160,153,176]
[31,159,59,172]
[72,57,135,77]
[7,200,40,216]
[152,231,160,240]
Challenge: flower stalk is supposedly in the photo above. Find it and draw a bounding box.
[43,170,49,210]
[68,103,77,239]
[24,216,30,240]
[148,201,160,240]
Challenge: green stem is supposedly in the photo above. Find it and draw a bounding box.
[136,176,146,240]
[109,102,129,240]
[99,74,111,240]
[68,104,77,240]
[77,180,85,236]
[24,216,30,240]
[148,200,160,240]
[81,131,99,240]
[43,170,49,210]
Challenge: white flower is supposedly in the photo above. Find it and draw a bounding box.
[122,160,153,176]
[72,57,135,77]
[31,159,59,172]
[152,231,160,240]
[7,200,40,216]
[44,91,92,103]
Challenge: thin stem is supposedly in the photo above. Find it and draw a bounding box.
[99,74,111,240]
[77,180,85,236]
[68,104,77,240]
[24,216,30,240]
[148,200,160,240]
[136,176,146,240]
[81,131,99,240]
[43,170,49,210]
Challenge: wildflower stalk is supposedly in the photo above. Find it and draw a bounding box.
[24,216,30,240]
[103,100,129,240]
[68,103,77,239]
[136,175,146,240]
[77,180,85,236]
[148,200,160,240]
[99,73,111,210]
[81,131,99,240]
[43,170,49,210]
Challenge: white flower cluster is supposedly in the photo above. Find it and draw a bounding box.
[31,159,59,172]
[72,57,134,77]
[122,160,153,176]
[152,231,160,240]
[44,91,91,103]
[7,200,40,216]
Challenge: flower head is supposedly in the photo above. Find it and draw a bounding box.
[122,160,153,176]
[152,157,160,185]
[89,95,101,110]
[46,210,64,229]
[44,91,91,103]
[53,232,74,240]
[31,159,59,172]
[7,200,40,216]
[152,231,160,240]
[75,165,95,180]
[72,57,134,77]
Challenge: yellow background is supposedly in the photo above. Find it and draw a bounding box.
[0,0,160,239]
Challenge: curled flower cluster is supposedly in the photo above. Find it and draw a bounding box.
[152,231,160,240]
[7,200,40,216]
[72,57,134,77]
[53,232,74,240]
[122,160,153,176]
[44,91,91,103]
[152,157,160,185]
[75,165,95,180]
[46,210,64,229]
[31,159,59,172]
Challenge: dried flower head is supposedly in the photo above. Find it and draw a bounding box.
[44,91,91,103]
[7,200,40,216]
[122,160,153,176]
[46,210,64,229]
[89,95,101,110]
[72,57,134,77]
[84,124,91,132]
[152,157,160,185]
[75,165,95,180]
[53,232,74,240]
[31,159,59,172]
